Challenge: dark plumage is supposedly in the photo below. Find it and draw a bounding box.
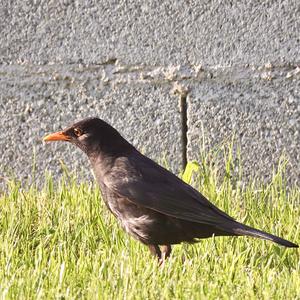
[44,117,298,262]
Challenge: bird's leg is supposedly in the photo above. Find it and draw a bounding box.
[157,245,172,266]
[148,244,161,260]
[160,244,172,262]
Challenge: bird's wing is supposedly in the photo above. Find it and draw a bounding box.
[102,154,236,226]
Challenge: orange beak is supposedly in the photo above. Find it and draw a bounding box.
[43,131,71,142]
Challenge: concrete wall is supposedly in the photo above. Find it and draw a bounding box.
[1,1,299,186]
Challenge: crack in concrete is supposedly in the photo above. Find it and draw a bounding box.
[180,93,188,170]
[173,84,189,170]
[1,63,299,86]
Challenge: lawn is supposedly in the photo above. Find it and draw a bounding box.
[0,146,299,299]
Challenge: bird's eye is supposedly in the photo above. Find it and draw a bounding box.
[74,128,83,137]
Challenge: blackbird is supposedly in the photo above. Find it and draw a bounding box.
[44,117,298,262]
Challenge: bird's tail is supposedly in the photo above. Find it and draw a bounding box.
[225,222,298,248]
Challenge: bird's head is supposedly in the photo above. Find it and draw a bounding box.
[43,117,132,156]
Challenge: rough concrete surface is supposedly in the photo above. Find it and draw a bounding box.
[1,1,299,66]
[187,75,300,184]
[0,65,181,184]
[0,1,299,186]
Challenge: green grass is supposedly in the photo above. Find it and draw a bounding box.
[0,145,299,299]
